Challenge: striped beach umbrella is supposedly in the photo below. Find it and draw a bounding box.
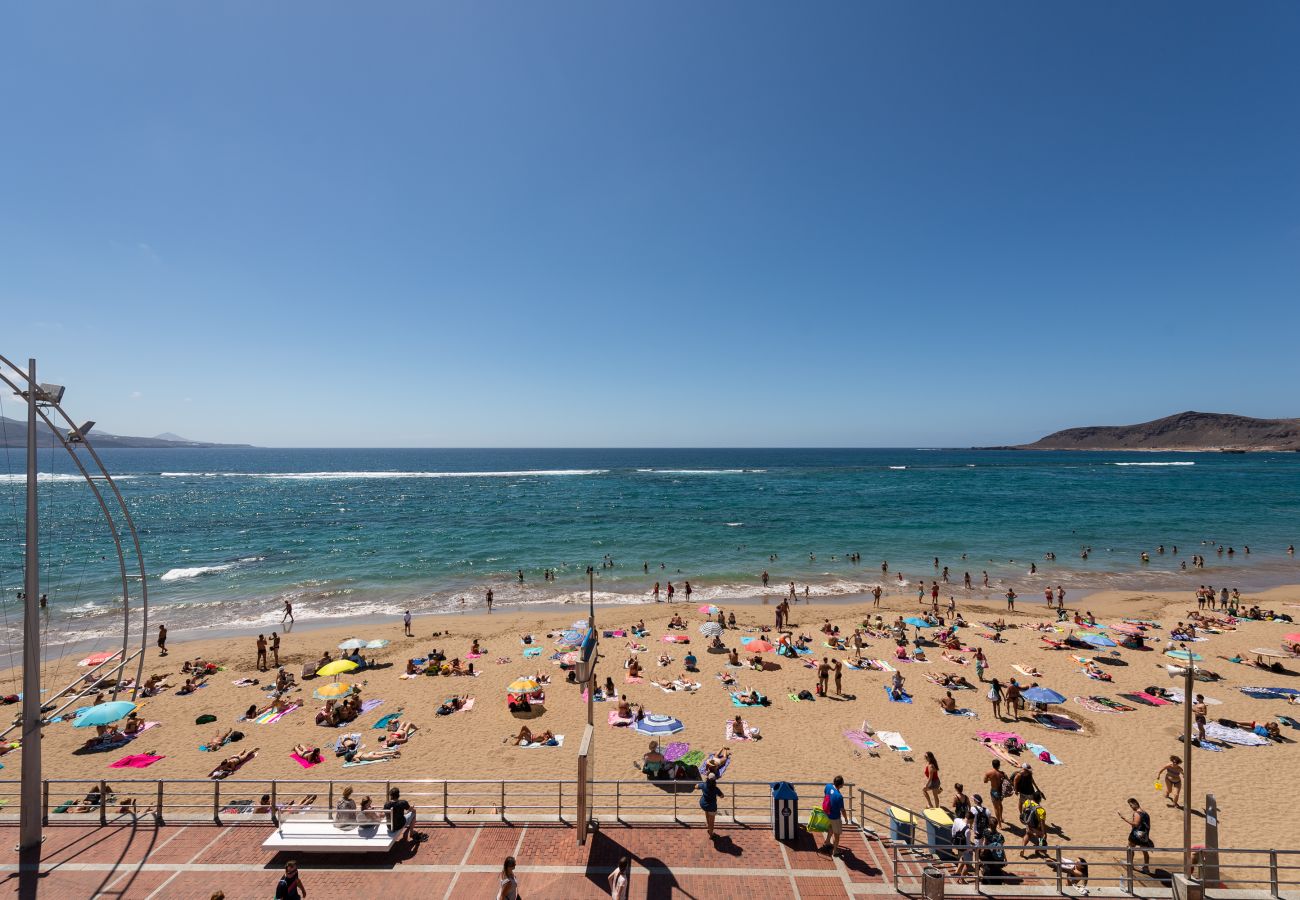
[508,678,541,693]
[699,605,720,615]
[313,682,355,700]
[633,714,685,736]
[699,622,724,638]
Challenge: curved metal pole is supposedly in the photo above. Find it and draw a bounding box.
[0,365,136,697]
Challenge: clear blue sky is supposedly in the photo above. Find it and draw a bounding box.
[4,2,1298,447]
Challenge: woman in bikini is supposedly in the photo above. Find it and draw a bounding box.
[922,751,942,808]
[1156,755,1183,807]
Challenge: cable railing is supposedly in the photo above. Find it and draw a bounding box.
[0,778,850,828]
[857,786,1300,898]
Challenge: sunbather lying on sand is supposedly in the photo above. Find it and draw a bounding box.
[509,725,555,746]
[382,721,419,745]
[203,728,233,751]
[212,748,258,779]
[343,747,400,763]
[930,672,974,689]
[293,744,323,764]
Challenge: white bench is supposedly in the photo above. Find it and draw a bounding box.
[262,811,412,854]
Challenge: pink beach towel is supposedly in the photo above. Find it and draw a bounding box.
[466,652,485,660]
[110,754,163,769]
[291,752,320,769]
[608,709,634,727]
[359,699,383,713]
[725,720,758,741]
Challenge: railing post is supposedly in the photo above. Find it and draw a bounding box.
[99,780,108,826]
[328,780,334,811]
[892,843,899,894]
[672,780,678,822]
[557,782,562,822]
[1054,846,1063,894]
[501,781,506,821]
[1124,848,1135,895]
[731,784,737,824]
[615,782,621,821]
[155,780,164,825]
[1270,850,1279,898]
[270,781,278,825]
[212,781,221,824]
[41,780,49,826]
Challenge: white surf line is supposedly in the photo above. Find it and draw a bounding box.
[441,825,483,900]
[143,825,231,900]
[95,825,191,898]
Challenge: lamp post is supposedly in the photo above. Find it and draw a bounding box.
[20,360,41,852]
[1178,642,1194,879]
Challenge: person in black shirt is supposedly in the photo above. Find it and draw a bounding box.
[383,787,416,842]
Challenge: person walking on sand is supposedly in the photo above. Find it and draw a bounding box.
[987,677,1004,720]
[157,624,168,657]
[832,658,843,696]
[281,599,294,624]
[608,856,631,899]
[496,856,519,900]
[1156,755,1183,808]
[403,610,413,637]
[256,634,268,672]
[984,759,1009,829]
[270,632,281,667]
[974,647,987,682]
[820,775,846,857]
[1120,798,1153,871]
[818,658,830,696]
[922,752,942,809]
[486,589,493,613]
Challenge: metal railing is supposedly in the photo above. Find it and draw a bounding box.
[857,786,1300,897]
[0,778,850,828]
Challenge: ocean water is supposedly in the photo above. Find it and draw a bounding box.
[1,447,1298,644]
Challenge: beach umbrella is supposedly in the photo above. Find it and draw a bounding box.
[318,659,359,678]
[338,639,367,651]
[72,701,136,728]
[1022,687,1066,705]
[557,630,583,645]
[904,617,931,628]
[365,639,390,649]
[633,714,685,736]
[699,622,724,638]
[743,639,775,652]
[508,678,541,693]
[572,620,589,629]
[1110,623,1144,635]
[1251,648,1292,659]
[313,682,355,700]
[1080,633,1117,648]
[699,605,720,615]
[77,651,118,668]
[1283,633,1300,644]
[1166,648,1203,661]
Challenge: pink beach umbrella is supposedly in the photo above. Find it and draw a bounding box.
[699,605,720,615]
[744,639,775,653]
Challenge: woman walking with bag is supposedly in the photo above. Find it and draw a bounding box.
[697,771,724,838]
[987,677,1004,720]
[922,752,942,808]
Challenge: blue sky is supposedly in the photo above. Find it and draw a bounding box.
[3,2,1298,447]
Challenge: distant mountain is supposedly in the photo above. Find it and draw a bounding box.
[1010,411,1300,452]
[0,416,253,449]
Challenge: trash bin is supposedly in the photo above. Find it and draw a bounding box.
[921,865,945,900]
[888,805,916,844]
[770,782,798,842]
[923,807,955,860]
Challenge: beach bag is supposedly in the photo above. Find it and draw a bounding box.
[229,731,245,743]
[807,808,831,833]
[987,687,998,700]
[798,690,815,701]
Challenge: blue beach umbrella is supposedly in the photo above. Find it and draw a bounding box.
[633,714,685,736]
[557,630,583,646]
[904,617,931,628]
[1080,633,1116,648]
[1166,648,1203,661]
[338,638,367,651]
[365,639,390,649]
[1022,687,1066,705]
[73,701,136,728]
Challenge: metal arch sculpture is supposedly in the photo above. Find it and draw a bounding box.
[0,355,151,853]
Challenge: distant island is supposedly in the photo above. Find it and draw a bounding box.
[1000,411,1300,452]
[0,416,253,449]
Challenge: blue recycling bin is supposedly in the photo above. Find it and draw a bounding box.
[889,806,916,844]
[770,782,798,842]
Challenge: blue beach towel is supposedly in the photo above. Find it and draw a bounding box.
[884,686,913,704]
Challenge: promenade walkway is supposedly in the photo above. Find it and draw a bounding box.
[0,819,958,899]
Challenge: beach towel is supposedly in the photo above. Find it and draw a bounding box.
[1202,723,1269,746]
[1240,686,1300,699]
[1186,737,1225,751]
[231,678,259,687]
[466,652,485,659]
[209,751,256,780]
[663,742,690,762]
[1089,696,1134,712]
[359,699,383,714]
[726,720,759,741]
[523,647,542,658]
[1122,692,1172,707]
[1074,696,1121,714]
[255,703,300,725]
[679,749,707,768]
[290,752,320,769]
[869,659,896,672]
[520,734,564,748]
[372,713,402,730]
[343,756,396,767]
[944,708,978,718]
[1169,690,1220,705]
[1012,665,1043,679]
[877,731,911,752]
[199,737,230,753]
[1033,713,1081,731]
[843,729,879,749]
[1025,743,1061,765]
[787,693,811,703]
[884,685,913,703]
[110,754,163,769]
[608,710,634,727]
[624,676,643,684]
[221,799,254,815]
[332,733,361,753]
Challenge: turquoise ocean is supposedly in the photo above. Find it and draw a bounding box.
[2,448,1298,645]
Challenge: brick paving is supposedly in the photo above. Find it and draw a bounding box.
[0,820,1110,899]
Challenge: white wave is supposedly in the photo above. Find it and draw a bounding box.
[888,466,907,470]
[725,522,744,527]
[160,563,237,581]
[1111,462,1195,467]
[0,473,137,483]
[252,469,607,480]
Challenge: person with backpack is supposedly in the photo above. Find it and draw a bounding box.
[1019,797,1048,858]
[274,860,306,899]
[1013,764,1042,806]
[1120,797,1154,871]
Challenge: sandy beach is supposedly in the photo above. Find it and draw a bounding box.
[9,584,1300,850]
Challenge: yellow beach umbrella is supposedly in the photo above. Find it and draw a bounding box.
[318,659,359,679]
[507,678,540,693]
[314,681,355,700]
